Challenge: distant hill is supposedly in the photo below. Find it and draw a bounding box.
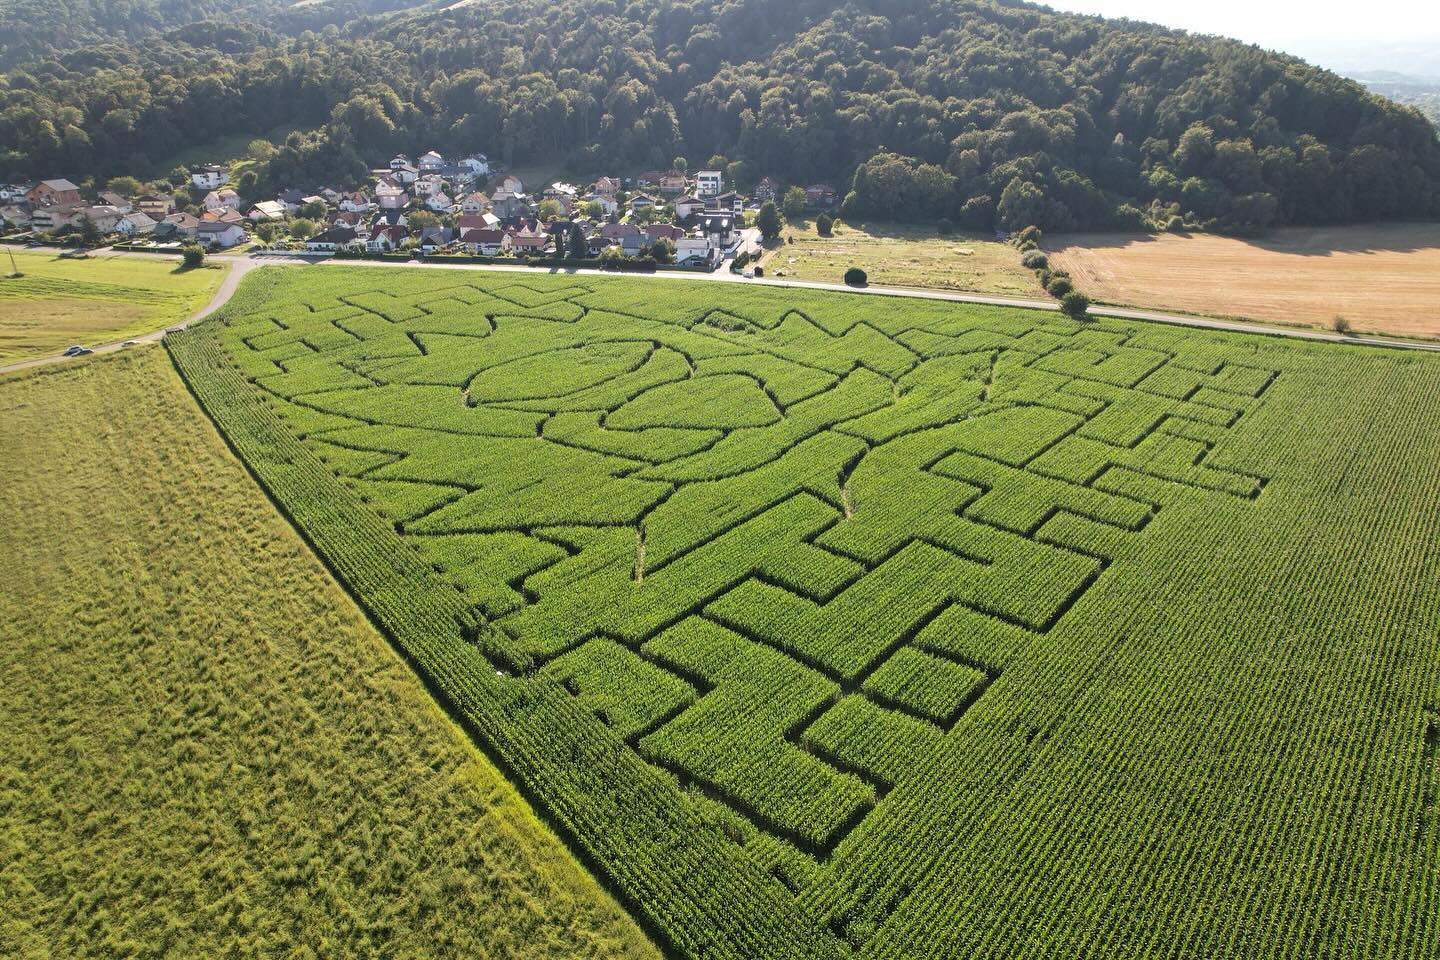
[2,0,1438,232]
[1351,71,1440,127]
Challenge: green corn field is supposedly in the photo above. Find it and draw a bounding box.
[169,265,1440,959]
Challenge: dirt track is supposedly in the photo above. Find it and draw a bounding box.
[1046,224,1440,337]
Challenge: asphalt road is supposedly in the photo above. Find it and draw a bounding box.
[5,240,1439,378]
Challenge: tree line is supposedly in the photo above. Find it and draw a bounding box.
[2,0,1437,234]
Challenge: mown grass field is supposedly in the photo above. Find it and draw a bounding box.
[1046,224,1440,337]
[0,348,659,959]
[171,265,1440,958]
[761,220,1034,297]
[0,250,225,361]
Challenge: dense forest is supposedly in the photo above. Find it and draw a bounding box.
[3,0,1439,233]
[0,0,434,68]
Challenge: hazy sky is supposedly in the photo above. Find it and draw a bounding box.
[1039,0,1440,75]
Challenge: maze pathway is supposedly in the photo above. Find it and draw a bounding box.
[215,276,1278,948]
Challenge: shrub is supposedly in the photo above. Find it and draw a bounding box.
[844,266,868,286]
[936,217,954,236]
[1046,277,1073,298]
[1016,239,1038,252]
[1060,290,1091,320]
[1016,225,1043,246]
[1332,315,1352,335]
[1164,215,1186,233]
[1021,250,1048,270]
[180,244,205,269]
[816,212,834,237]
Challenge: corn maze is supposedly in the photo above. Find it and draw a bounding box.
[171,267,1440,958]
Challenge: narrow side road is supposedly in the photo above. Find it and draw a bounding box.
[0,254,280,376]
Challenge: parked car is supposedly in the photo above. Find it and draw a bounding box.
[62,345,88,356]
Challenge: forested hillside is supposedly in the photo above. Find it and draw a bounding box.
[3,0,1438,232]
[0,0,434,67]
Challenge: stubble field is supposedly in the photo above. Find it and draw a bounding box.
[1046,224,1440,336]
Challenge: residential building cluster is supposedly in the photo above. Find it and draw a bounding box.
[0,149,841,264]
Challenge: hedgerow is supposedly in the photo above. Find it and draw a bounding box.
[169,264,1440,959]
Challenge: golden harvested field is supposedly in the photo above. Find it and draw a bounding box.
[762,220,1035,296]
[0,250,225,361]
[0,348,659,960]
[1046,224,1440,337]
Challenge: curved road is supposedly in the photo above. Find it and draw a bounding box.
[5,243,1439,377]
[0,253,278,376]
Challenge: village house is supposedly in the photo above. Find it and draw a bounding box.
[425,191,455,214]
[676,235,715,266]
[119,211,157,236]
[136,194,175,218]
[190,164,228,190]
[248,200,287,221]
[695,170,723,197]
[201,208,248,228]
[490,190,529,219]
[0,183,33,203]
[161,211,201,239]
[412,174,446,198]
[196,220,246,249]
[319,188,344,205]
[370,209,408,231]
[593,176,621,197]
[507,222,550,254]
[628,193,656,212]
[674,194,705,219]
[634,171,662,191]
[643,222,685,245]
[338,191,371,213]
[305,225,357,252]
[276,188,306,212]
[707,190,743,214]
[457,154,491,176]
[203,188,241,212]
[460,191,489,214]
[697,210,736,245]
[375,178,408,210]
[583,191,618,217]
[0,204,32,228]
[417,150,445,173]
[805,183,839,208]
[76,204,128,233]
[27,179,82,207]
[755,176,780,203]
[366,224,409,252]
[97,190,132,212]
[658,171,688,195]
[418,226,453,253]
[461,227,510,255]
[495,174,524,194]
[29,204,80,233]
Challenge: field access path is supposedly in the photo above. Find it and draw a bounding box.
[0,249,276,375]
[6,244,1440,377]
